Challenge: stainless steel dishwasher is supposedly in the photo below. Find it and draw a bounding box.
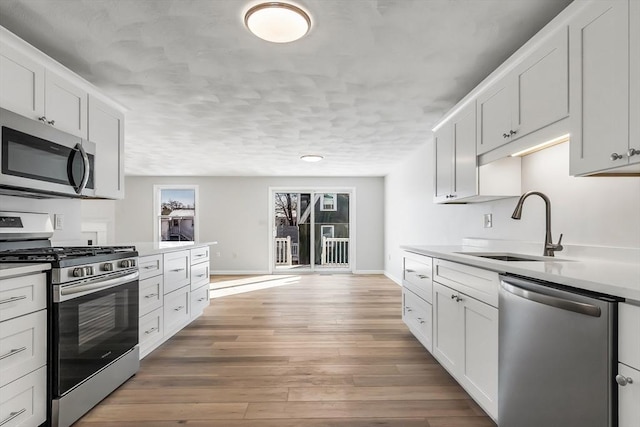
[499,274,620,427]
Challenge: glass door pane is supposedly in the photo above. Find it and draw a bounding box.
[274,192,311,270]
[314,192,350,269]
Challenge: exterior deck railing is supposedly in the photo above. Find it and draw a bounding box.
[321,236,349,267]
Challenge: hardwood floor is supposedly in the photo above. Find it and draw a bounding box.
[75,274,496,426]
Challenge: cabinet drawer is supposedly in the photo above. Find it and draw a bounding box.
[0,310,46,388]
[0,273,47,322]
[0,366,46,427]
[190,262,210,291]
[433,259,499,307]
[402,288,433,352]
[138,254,163,280]
[403,254,433,304]
[619,302,640,369]
[191,284,210,318]
[139,275,164,317]
[139,307,164,352]
[190,246,210,265]
[163,250,190,294]
[164,286,190,334]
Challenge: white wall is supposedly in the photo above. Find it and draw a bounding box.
[384,141,640,283]
[113,176,384,273]
[0,195,84,244]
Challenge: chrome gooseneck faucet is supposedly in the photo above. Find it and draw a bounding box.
[511,191,564,257]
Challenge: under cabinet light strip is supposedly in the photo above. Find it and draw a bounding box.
[510,134,570,157]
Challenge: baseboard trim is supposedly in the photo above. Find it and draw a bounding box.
[384,271,402,286]
[211,270,271,275]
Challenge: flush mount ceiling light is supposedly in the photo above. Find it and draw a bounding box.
[300,154,323,162]
[244,2,311,43]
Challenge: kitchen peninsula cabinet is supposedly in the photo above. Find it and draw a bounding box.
[569,0,640,176]
[618,302,640,427]
[136,243,212,358]
[401,253,433,351]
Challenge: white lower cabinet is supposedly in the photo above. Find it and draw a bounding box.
[139,308,164,356]
[402,288,433,352]
[432,270,499,420]
[163,285,190,336]
[618,302,640,427]
[191,285,210,319]
[0,366,46,427]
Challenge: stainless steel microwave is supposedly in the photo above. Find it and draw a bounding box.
[0,108,95,198]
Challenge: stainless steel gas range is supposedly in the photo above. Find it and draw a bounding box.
[0,211,139,427]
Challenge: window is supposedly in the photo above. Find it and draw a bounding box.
[320,193,337,211]
[153,185,199,244]
[320,225,334,238]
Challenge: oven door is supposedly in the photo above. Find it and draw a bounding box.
[52,271,139,396]
[0,107,95,198]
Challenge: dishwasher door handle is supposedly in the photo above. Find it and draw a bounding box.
[500,280,601,317]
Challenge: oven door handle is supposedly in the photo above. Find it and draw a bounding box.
[55,271,139,302]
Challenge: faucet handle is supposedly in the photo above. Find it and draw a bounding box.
[554,233,564,252]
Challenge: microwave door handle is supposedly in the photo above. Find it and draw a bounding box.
[75,143,90,194]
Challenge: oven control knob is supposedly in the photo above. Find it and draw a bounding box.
[72,268,84,277]
[120,259,133,268]
[84,266,94,276]
[103,262,114,271]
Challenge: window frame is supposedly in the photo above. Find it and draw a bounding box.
[153,184,199,245]
[320,193,337,211]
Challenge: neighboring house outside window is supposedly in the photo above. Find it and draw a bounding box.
[153,185,199,243]
[320,193,337,211]
[320,225,335,239]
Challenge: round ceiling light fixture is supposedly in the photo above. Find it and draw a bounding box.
[300,154,323,162]
[244,2,311,43]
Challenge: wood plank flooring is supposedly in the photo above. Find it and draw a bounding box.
[75,274,496,427]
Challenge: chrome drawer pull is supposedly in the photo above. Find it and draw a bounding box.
[0,346,27,361]
[143,265,157,270]
[173,305,185,311]
[417,317,425,324]
[197,297,207,302]
[171,268,186,272]
[197,274,206,277]
[0,295,27,305]
[144,293,158,299]
[195,254,206,257]
[144,327,158,335]
[405,306,412,312]
[417,274,429,279]
[405,269,415,273]
[615,374,633,386]
[0,408,27,426]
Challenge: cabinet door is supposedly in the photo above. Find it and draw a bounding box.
[163,250,191,294]
[569,0,629,175]
[513,26,569,138]
[433,123,453,202]
[44,70,87,138]
[477,78,514,155]
[452,102,477,199]
[618,363,640,427]
[630,0,640,166]
[88,95,125,199]
[432,282,461,375]
[0,43,44,119]
[459,296,498,419]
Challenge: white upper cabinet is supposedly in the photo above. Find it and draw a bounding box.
[512,26,569,139]
[44,70,88,138]
[0,42,44,119]
[434,120,454,202]
[88,95,124,199]
[477,26,570,156]
[569,0,639,175]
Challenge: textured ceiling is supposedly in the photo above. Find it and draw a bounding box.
[0,0,572,176]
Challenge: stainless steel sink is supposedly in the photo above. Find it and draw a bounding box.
[455,252,561,262]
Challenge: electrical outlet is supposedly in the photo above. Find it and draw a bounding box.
[54,214,64,230]
[215,251,221,257]
[483,213,493,228]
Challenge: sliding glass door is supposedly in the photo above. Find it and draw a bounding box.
[272,190,352,272]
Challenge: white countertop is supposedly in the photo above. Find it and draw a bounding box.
[124,241,218,257]
[0,263,51,279]
[402,244,640,302]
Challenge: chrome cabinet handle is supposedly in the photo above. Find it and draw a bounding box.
[405,269,415,273]
[144,293,158,299]
[48,119,55,125]
[171,268,186,272]
[197,297,207,302]
[143,265,157,270]
[503,133,510,138]
[173,305,185,311]
[610,152,624,161]
[628,148,640,157]
[417,317,425,324]
[451,294,463,302]
[451,294,457,299]
[197,274,206,277]
[417,274,428,279]
[195,254,206,257]
[0,295,27,305]
[616,374,634,386]
[405,306,412,312]
[510,129,517,136]
[0,346,27,361]
[0,408,27,426]
[144,327,158,335]
[38,116,47,123]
